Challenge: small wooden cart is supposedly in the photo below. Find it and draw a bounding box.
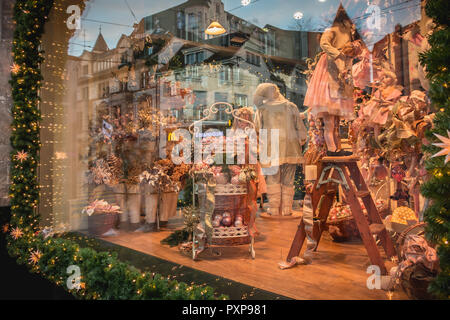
[191,182,255,260]
[189,102,256,260]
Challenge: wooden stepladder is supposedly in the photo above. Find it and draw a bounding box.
[285,156,396,274]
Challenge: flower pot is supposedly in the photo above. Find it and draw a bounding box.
[87,212,119,237]
[126,185,141,224]
[144,193,158,223]
[111,183,127,222]
[160,192,179,222]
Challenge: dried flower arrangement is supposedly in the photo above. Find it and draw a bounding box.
[82,199,121,216]
[140,159,191,193]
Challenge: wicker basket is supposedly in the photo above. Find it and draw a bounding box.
[214,192,250,225]
[211,226,251,245]
[395,222,438,300]
[395,222,427,262]
[377,203,390,219]
[87,212,119,236]
[326,216,361,242]
[215,183,247,195]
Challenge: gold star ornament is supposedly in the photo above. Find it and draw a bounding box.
[11,63,20,74]
[431,130,450,164]
[29,250,42,265]
[14,150,28,162]
[10,227,23,240]
[2,224,9,233]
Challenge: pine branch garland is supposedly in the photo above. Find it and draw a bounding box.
[419,0,450,300]
[9,0,54,230]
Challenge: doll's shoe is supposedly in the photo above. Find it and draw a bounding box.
[134,223,156,233]
[326,149,353,157]
[159,221,168,228]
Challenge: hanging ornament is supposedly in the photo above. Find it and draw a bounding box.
[391,164,406,183]
[431,130,450,164]
[205,21,226,35]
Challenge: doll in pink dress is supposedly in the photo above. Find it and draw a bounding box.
[352,44,383,89]
[360,70,403,139]
[304,5,357,156]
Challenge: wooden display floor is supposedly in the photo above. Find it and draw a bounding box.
[101,212,408,300]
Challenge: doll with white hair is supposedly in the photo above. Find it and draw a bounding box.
[253,83,307,216]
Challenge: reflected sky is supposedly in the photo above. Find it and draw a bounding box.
[68,0,421,56]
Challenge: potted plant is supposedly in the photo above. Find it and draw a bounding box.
[83,199,121,236]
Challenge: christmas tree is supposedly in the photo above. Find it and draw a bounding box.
[420,0,450,299]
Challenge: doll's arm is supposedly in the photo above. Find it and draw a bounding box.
[254,109,262,134]
[292,105,307,145]
[320,29,341,59]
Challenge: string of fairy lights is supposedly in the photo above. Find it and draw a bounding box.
[6,0,428,301]
[6,0,225,300]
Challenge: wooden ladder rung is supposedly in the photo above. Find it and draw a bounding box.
[355,190,370,198]
[369,223,386,235]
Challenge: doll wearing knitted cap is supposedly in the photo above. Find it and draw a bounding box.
[253,83,307,216]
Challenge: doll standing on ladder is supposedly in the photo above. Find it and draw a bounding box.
[304,4,357,156]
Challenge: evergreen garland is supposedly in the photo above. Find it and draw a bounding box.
[420,0,450,299]
[6,0,226,300]
[9,0,54,230]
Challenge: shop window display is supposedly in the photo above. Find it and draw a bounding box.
[5,0,449,300]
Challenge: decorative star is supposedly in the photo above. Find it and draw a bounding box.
[15,150,28,162]
[2,224,9,233]
[29,250,42,265]
[11,63,20,74]
[10,227,23,240]
[431,130,450,164]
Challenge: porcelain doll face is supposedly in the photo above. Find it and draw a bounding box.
[235,111,252,129]
[408,91,427,113]
[380,71,397,87]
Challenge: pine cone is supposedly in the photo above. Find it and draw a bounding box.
[106,154,123,185]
